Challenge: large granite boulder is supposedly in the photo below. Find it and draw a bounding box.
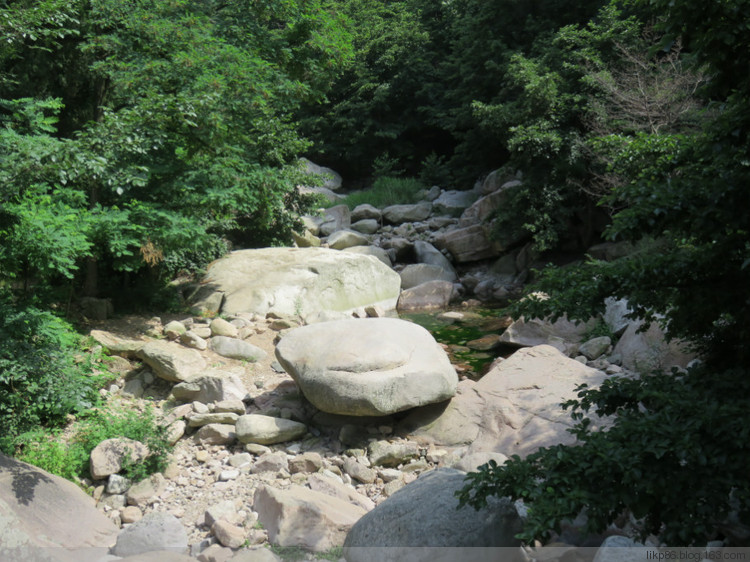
[399,264,457,290]
[0,452,119,561]
[275,318,458,416]
[401,345,611,457]
[343,468,522,562]
[382,202,432,224]
[498,316,598,353]
[299,158,343,191]
[397,280,454,312]
[435,225,502,263]
[189,248,401,319]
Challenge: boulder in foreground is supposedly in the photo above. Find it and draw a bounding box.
[276,318,457,416]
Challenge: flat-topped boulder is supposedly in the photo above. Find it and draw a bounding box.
[189,247,401,318]
[275,318,458,416]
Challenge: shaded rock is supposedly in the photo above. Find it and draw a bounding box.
[0,452,118,555]
[106,474,132,495]
[351,204,381,222]
[137,341,206,383]
[399,264,456,290]
[382,202,432,224]
[299,158,343,191]
[275,318,457,416]
[209,336,267,362]
[342,245,392,267]
[603,297,631,336]
[236,414,307,445]
[172,373,247,404]
[499,316,597,352]
[319,204,351,236]
[614,319,695,372]
[436,225,502,263]
[343,468,522,560]
[383,237,414,262]
[111,512,188,557]
[90,330,144,359]
[328,229,369,250]
[397,280,454,312]
[90,438,149,480]
[466,334,502,351]
[190,248,400,318]
[350,219,379,235]
[413,241,456,277]
[459,180,517,227]
[578,336,611,360]
[253,484,367,552]
[80,297,113,321]
[432,190,478,217]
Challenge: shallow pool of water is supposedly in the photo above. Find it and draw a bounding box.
[400,307,514,380]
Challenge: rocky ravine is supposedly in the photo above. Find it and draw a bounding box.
[1,163,699,562]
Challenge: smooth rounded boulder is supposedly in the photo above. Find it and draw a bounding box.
[275,318,458,416]
[189,248,401,319]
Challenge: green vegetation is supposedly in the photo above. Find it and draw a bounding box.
[336,176,426,210]
[15,405,170,483]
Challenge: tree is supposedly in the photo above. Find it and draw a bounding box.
[457,0,750,546]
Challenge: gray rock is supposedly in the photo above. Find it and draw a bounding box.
[350,219,380,235]
[172,373,247,404]
[432,190,478,217]
[327,229,369,250]
[163,320,186,340]
[382,202,432,224]
[436,225,502,263]
[399,263,457,290]
[275,318,458,416]
[593,535,657,562]
[196,424,237,446]
[236,414,307,445]
[209,336,267,362]
[251,451,290,474]
[578,336,612,360]
[106,474,132,495]
[90,438,149,480]
[351,204,381,222]
[499,316,598,352]
[397,280,454,312]
[307,473,375,512]
[368,440,420,468]
[613,318,695,372]
[137,341,206,383]
[179,330,208,351]
[212,520,246,549]
[319,204,351,236]
[343,468,522,559]
[90,330,144,358]
[189,247,400,318]
[413,241,456,277]
[342,245,393,267]
[603,297,631,336]
[452,452,508,473]
[299,158,343,191]
[187,412,240,428]
[127,473,167,507]
[343,457,377,484]
[111,512,188,557]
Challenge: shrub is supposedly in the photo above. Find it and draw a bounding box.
[0,296,106,453]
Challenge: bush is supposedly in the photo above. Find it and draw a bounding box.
[338,176,426,210]
[0,296,106,453]
[16,405,171,483]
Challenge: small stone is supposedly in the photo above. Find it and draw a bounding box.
[197,544,234,562]
[377,468,403,483]
[229,452,253,468]
[383,479,405,497]
[121,505,143,524]
[192,401,210,414]
[214,399,246,415]
[288,452,324,474]
[245,443,271,456]
[212,520,246,549]
[219,469,240,481]
[251,451,289,474]
[196,424,236,446]
[196,450,210,463]
[210,318,239,338]
[106,474,132,495]
[343,457,377,484]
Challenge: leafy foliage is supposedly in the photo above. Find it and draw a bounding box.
[0,296,106,454]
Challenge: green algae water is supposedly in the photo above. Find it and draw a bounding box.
[399,308,513,380]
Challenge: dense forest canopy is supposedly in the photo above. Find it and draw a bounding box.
[1,0,749,547]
